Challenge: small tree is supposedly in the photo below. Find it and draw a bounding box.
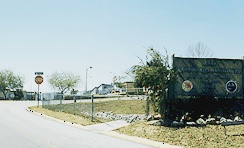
[132,48,173,119]
[48,71,81,94]
[112,75,123,88]
[0,69,24,99]
[187,42,213,58]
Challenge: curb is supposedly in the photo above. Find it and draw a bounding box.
[27,108,182,148]
[26,108,89,131]
[102,131,182,148]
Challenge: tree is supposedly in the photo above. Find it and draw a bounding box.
[187,42,213,58]
[48,71,81,94]
[0,69,24,100]
[132,48,173,119]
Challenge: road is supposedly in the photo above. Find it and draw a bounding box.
[0,101,153,148]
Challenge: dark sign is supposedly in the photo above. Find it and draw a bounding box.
[173,56,244,98]
[35,72,43,75]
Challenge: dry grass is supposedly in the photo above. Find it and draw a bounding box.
[40,100,154,116]
[89,100,154,114]
[29,100,152,125]
[29,106,108,126]
[116,121,244,148]
[30,100,244,148]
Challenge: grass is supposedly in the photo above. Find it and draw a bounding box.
[29,100,152,126]
[29,106,104,126]
[30,99,244,148]
[42,99,154,115]
[116,121,244,148]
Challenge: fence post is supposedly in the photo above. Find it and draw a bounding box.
[60,93,63,112]
[42,98,44,108]
[73,94,76,115]
[146,96,149,116]
[48,98,50,109]
[91,95,94,122]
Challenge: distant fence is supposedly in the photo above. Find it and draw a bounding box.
[41,93,121,114]
[121,88,144,95]
[42,93,91,111]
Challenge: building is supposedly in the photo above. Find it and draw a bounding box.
[90,84,114,95]
[122,82,144,95]
[123,82,135,93]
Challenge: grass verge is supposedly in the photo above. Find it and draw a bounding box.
[29,99,244,147]
[116,121,244,148]
[29,106,109,126]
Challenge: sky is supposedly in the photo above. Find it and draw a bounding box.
[0,0,244,93]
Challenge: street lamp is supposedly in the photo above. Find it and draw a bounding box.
[85,67,92,93]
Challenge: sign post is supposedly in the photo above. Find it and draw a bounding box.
[35,75,43,107]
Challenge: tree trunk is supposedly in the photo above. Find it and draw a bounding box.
[0,90,7,100]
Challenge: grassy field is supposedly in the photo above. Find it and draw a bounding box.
[30,99,244,148]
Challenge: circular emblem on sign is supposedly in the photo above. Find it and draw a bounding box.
[182,80,193,92]
[35,76,43,84]
[226,80,237,93]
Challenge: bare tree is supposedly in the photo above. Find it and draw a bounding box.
[187,42,213,58]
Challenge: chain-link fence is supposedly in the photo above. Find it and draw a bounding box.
[41,93,149,123]
[41,93,95,118]
[42,93,63,111]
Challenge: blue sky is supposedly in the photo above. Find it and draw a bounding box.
[0,0,243,93]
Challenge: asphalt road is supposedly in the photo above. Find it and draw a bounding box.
[0,101,153,148]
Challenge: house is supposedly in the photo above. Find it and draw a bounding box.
[90,84,114,95]
[23,91,36,100]
[90,82,143,95]
[123,82,135,93]
[122,82,144,95]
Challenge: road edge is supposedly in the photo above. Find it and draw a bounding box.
[27,108,182,148]
[102,131,182,148]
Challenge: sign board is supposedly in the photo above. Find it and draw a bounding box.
[35,72,43,75]
[35,76,43,84]
[173,57,244,98]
